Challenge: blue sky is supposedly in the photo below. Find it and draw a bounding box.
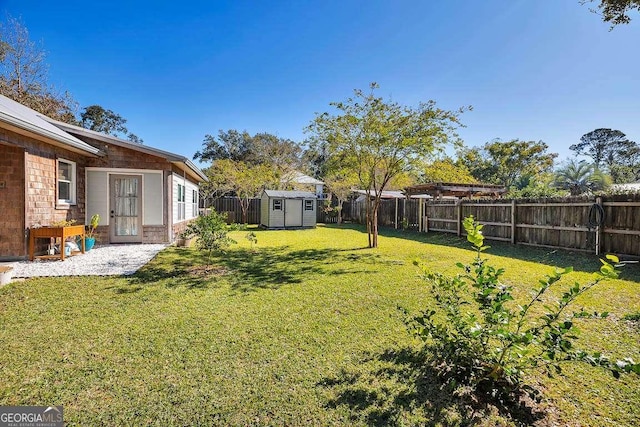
[2,0,639,166]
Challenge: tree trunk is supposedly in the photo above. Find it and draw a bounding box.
[240,198,249,224]
[371,197,380,248]
[366,198,372,248]
[337,200,343,224]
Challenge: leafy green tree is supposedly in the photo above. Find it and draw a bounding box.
[204,159,276,223]
[507,173,567,198]
[458,139,557,190]
[554,159,611,195]
[570,128,639,183]
[0,15,77,123]
[583,0,640,27]
[323,168,359,224]
[181,209,236,265]
[420,158,476,183]
[194,130,302,170]
[302,139,330,180]
[194,129,254,163]
[307,83,468,248]
[80,104,143,143]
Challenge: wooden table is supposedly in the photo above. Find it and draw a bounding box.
[29,225,86,261]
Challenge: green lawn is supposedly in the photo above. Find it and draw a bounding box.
[0,225,638,426]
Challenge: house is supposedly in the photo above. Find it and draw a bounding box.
[281,170,325,198]
[0,95,206,260]
[260,190,317,229]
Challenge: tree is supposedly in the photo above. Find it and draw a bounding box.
[193,129,254,163]
[554,159,611,195]
[507,173,567,198]
[302,139,330,180]
[194,130,302,171]
[181,209,237,265]
[570,128,639,183]
[420,158,476,184]
[80,104,143,143]
[248,132,302,172]
[0,15,77,123]
[307,83,468,248]
[458,139,557,190]
[204,159,277,223]
[583,0,640,27]
[323,167,359,224]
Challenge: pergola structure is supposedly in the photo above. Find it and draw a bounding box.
[404,182,507,199]
[404,182,507,233]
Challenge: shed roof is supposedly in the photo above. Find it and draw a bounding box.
[47,118,207,183]
[0,95,103,156]
[263,190,317,199]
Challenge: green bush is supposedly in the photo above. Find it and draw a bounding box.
[403,216,639,402]
[182,210,236,263]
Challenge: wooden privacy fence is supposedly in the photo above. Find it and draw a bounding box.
[422,196,640,256]
[206,195,640,256]
[345,195,640,256]
[209,197,261,224]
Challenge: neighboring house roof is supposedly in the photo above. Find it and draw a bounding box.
[405,182,506,198]
[282,170,324,186]
[612,183,640,191]
[352,189,432,199]
[46,118,207,183]
[0,95,102,156]
[263,190,317,199]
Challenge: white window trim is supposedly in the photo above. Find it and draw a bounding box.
[192,189,198,218]
[177,183,186,221]
[57,158,77,205]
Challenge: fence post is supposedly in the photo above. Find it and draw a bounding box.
[595,197,602,255]
[394,198,398,229]
[418,198,422,232]
[511,199,516,244]
[456,199,462,236]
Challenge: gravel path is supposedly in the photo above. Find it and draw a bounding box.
[11,244,168,277]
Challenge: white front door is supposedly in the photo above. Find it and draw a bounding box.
[109,174,143,243]
[284,199,303,227]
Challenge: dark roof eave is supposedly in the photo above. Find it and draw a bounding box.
[46,118,207,182]
[0,112,103,156]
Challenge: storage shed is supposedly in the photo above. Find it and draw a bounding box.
[260,190,317,229]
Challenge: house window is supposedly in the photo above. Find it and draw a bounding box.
[177,183,186,221]
[192,189,199,218]
[305,199,314,211]
[57,159,76,204]
[273,199,282,211]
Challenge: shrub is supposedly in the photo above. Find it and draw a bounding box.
[403,216,639,403]
[182,210,236,263]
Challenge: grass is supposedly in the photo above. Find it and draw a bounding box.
[0,224,638,426]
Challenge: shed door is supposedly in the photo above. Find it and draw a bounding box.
[285,199,303,227]
[109,174,143,243]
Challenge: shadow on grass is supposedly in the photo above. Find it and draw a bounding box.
[319,346,545,427]
[108,248,227,292]
[324,223,640,280]
[113,244,382,294]
[210,245,377,293]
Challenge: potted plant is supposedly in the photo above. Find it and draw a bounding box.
[83,214,100,251]
[176,229,194,247]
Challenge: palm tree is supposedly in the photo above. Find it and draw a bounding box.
[554,159,611,196]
